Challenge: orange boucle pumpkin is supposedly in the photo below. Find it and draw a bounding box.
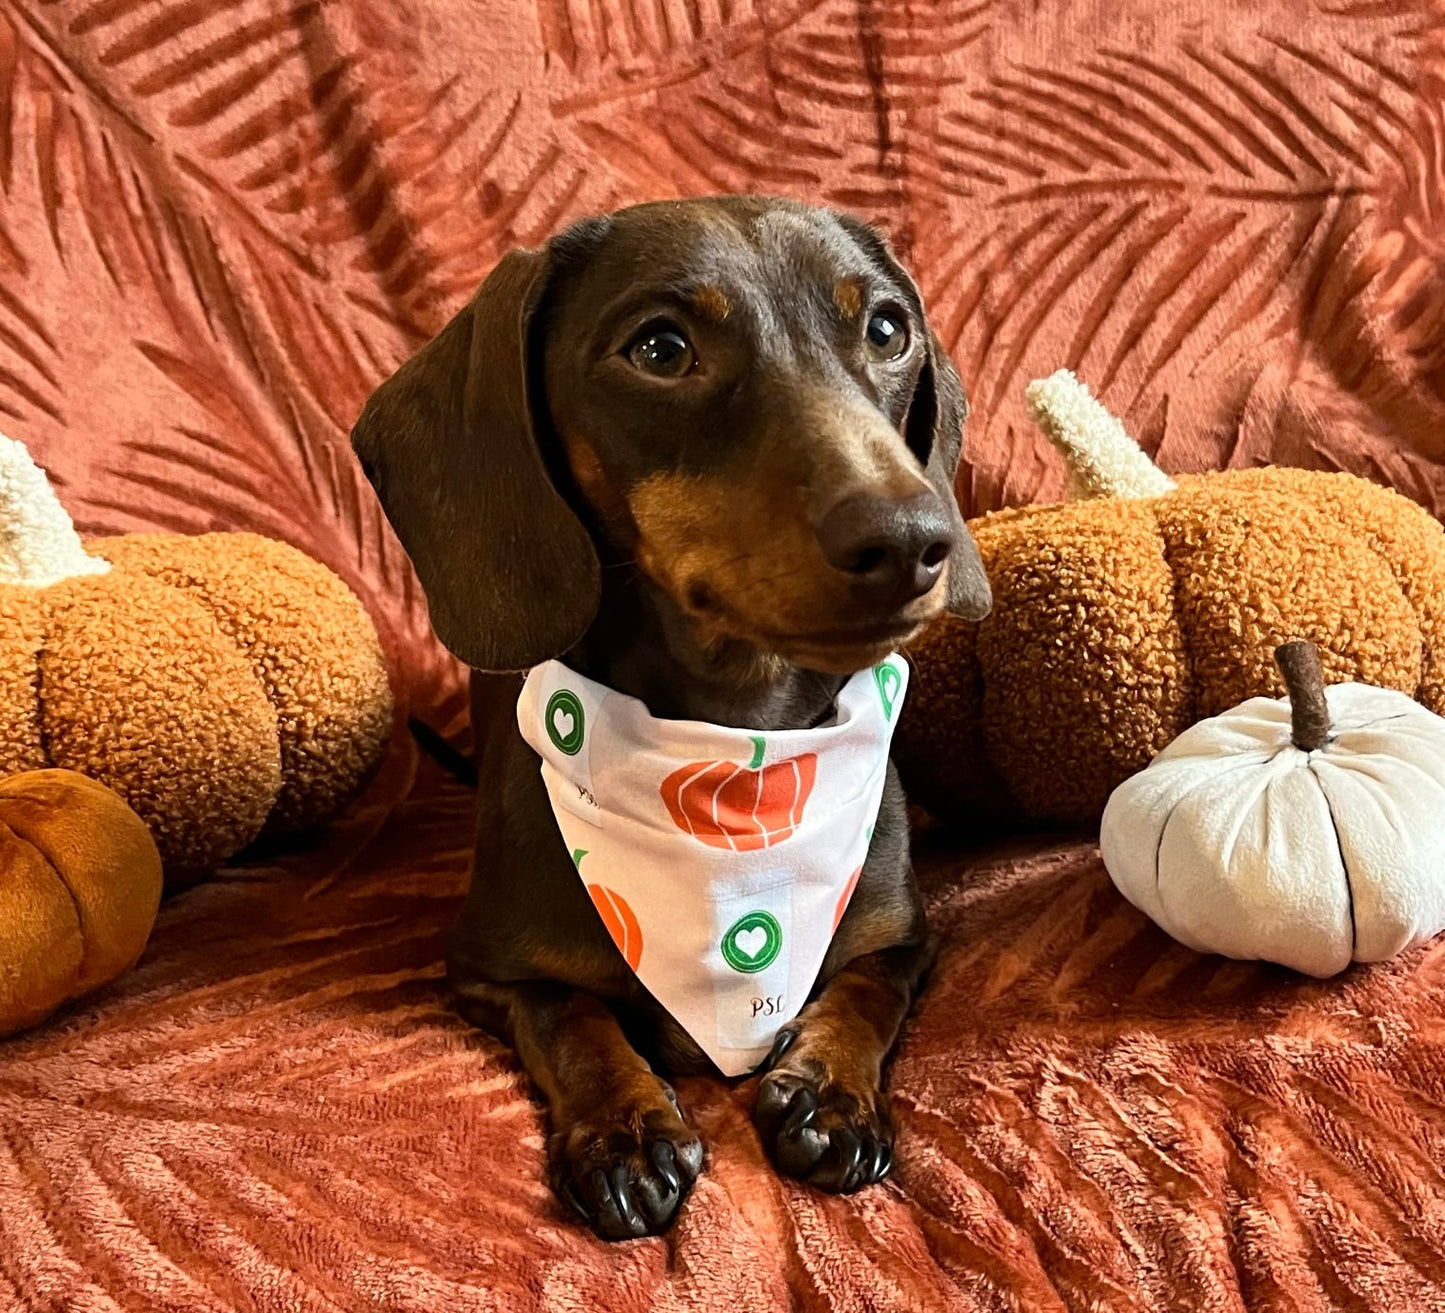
[0,769,162,1037]
[895,373,1445,828]
[91,533,395,836]
[0,434,393,877]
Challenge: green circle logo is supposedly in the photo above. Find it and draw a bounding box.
[721,910,782,974]
[545,689,585,755]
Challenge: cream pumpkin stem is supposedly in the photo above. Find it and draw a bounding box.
[0,432,110,587]
[1026,369,1177,501]
[1275,641,1332,752]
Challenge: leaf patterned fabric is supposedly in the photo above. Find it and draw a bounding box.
[3,0,1445,1308]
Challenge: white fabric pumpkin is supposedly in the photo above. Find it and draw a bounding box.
[1100,642,1445,977]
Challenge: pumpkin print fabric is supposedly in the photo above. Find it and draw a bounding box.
[660,738,818,851]
[517,656,907,1076]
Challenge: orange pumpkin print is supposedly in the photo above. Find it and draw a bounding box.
[661,741,818,851]
[833,865,863,932]
[588,884,643,970]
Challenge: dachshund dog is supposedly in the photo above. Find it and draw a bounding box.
[352,196,990,1240]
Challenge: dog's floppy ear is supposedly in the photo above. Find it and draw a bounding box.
[836,213,991,621]
[351,248,601,670]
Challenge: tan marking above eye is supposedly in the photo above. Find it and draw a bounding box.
[833,279,863,320]
[689,286,731,323]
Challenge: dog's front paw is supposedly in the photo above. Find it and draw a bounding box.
[549,1082,704,1240]
[755,1046,893,1194]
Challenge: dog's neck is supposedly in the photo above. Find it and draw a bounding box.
[565,569,846,732]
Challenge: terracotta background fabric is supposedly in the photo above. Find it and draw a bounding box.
[3,0,1445,1308]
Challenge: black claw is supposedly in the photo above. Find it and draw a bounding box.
[588,1167,613,1210]
[765,1028,798,1068]
[865,1139,886,1183]
[588,1165,630,1240]
[634,1173,667,1226]
[879,1141,894,1179]
[561,1179,590,1221]
[610,1164,641,1232]
[781,1086,818,1141]
[833,1127,863,1192]
[650,1139,681,1196]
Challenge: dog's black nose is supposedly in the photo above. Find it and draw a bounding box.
[816,491,954,604]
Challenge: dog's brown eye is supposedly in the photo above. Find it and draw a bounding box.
[626,326,695,378]
[865,311,908,362]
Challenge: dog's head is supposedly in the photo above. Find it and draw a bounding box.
[352,196,990,675]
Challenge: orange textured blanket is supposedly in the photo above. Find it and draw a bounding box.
[6,758,1445,1310]
[3,0,1445,1307]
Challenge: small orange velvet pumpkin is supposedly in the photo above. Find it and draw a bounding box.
[0,769,162,1037]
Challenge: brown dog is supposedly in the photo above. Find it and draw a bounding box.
[352,196,990,1240]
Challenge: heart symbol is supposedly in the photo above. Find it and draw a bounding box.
[545,689,585,755]
[721,910,781,972]
[734,926,767,960]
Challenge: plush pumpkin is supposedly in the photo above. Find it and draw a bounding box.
[896,371,1445,828]
[0,769,162,1036]
[1101,642,1445,977]
[0,433,394,878]
[660,743,819,851]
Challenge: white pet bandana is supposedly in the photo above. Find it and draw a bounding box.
[517,655,908,1076]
